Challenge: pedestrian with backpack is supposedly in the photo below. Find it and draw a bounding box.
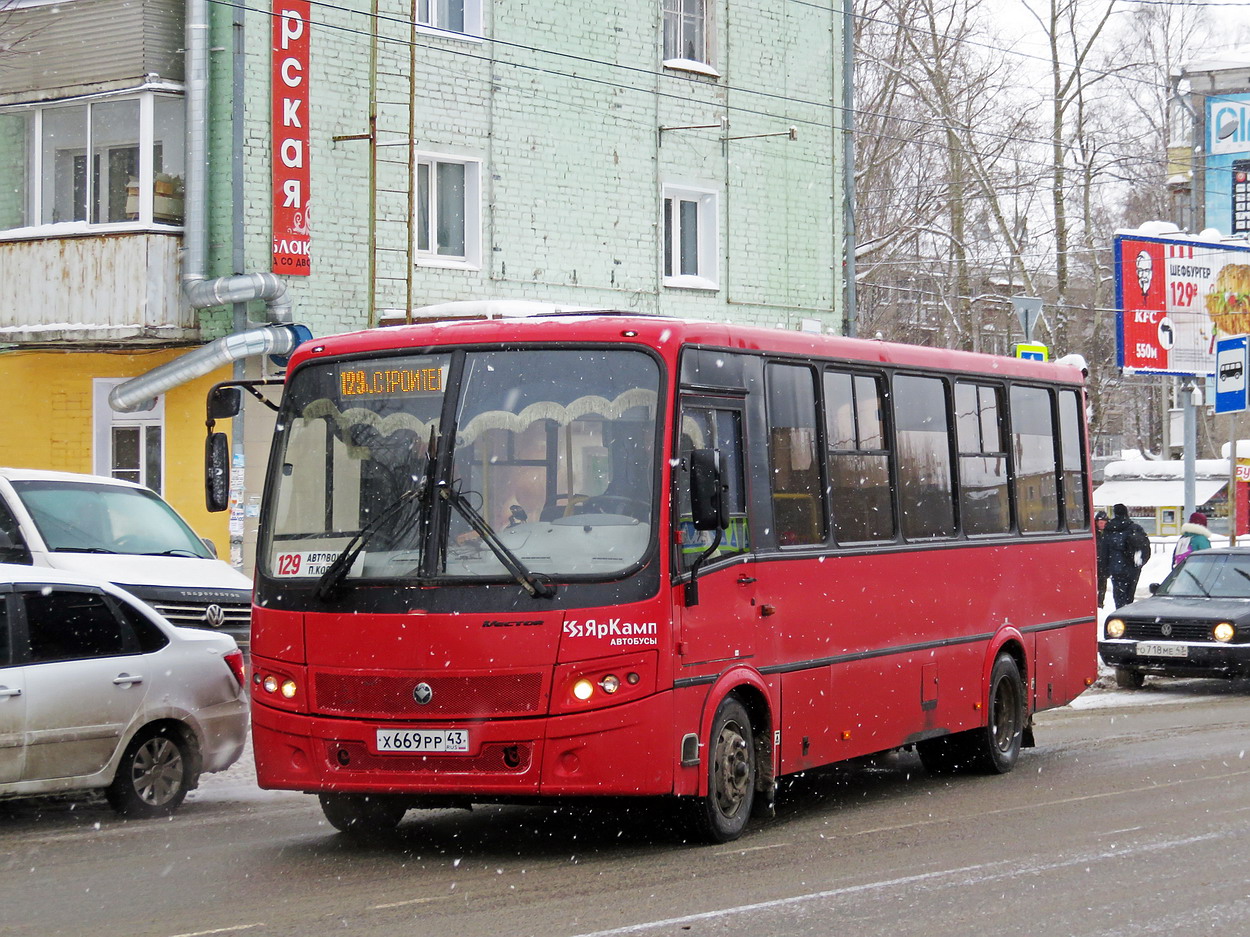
[1173,511,1213,566]
[1100,503,1152,608]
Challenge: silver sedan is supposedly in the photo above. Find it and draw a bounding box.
[0,563,248,816]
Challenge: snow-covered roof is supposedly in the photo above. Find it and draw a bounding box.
[1185,46,1250,74]
[1103,459,1229,480]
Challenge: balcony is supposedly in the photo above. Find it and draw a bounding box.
[0,231,196,344]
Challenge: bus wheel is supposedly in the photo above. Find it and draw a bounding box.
[918,653,1025,776]
[687,697,755,843]
[968,653,1026,774]
[1114,668,1146,689]
[319,793,409,836]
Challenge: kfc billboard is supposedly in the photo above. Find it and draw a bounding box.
[272,0,311,275]
[1114,231,1250,376]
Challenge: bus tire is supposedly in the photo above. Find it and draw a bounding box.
[686,696,755,843]
[967,652,1026,774]
[319,793,409,836]
[1114,667,1146,689]
[918,653,1025,776]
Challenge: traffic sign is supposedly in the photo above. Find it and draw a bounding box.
[1015,342,1049,361]
[1012,296,1043,343]
[1216,334,1248,414]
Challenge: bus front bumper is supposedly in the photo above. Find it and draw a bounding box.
[252,693,675,799]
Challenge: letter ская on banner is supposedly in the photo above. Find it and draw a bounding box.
[272,0,311,274]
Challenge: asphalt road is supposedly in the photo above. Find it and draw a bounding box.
[3,677,1250,937]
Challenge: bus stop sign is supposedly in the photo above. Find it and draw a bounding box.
[1015,342,1048,362]
[1216,335,1248,414]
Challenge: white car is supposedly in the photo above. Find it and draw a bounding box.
[0,564,248,817]
[0,468,255,645]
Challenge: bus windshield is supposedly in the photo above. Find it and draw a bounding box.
[265,347,660,584]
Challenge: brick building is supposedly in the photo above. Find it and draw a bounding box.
[0,0,847,567]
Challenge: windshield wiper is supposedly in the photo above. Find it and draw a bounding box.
[438,482,555,599]
[52,547,119,554]
[314,486,427,601]
[315,427,439,602]
[1179,568,1212,597]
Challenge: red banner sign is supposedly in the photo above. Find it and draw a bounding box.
[272,1,311,275]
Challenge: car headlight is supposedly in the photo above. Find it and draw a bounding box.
[1106,618,1126,639]
[1214,622,1236,643]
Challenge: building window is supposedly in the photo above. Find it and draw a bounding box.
[414,153,481,268]
[417,0,482,36]
[93,379,164,494]
[662,184,718,290]
[663,0,714,70]
[0,91,184,233]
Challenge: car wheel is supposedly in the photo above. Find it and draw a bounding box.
[1114,667,1146,689]
[106,725,194,818]
[684,696,755,843]
[319,793,409,835]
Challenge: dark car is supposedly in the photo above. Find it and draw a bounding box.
[1100,547,1250,688]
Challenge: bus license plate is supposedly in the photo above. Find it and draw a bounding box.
[375,729,470,753]
[1136,643,1187,658]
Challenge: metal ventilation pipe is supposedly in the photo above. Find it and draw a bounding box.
[109,325,306,412]
[109,0,297,413]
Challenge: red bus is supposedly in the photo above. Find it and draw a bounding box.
[215,313,1096,842]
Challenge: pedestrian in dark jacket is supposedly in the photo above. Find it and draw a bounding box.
[1099,503,1151,608]
[1172,511,1214,566]
[1094,510,1109,607]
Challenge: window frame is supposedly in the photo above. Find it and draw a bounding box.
[93,379,164,494]
[0,89,184,238]
[415,0,483,39]
[662,0,718,75]
[412,151,483,269]
[661,183,719,291]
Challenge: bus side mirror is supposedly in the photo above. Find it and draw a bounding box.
[206,432,231,512]
[208,386,243,421]
[689,448,727,531]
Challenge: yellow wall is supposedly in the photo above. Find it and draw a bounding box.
[0,347,233,547]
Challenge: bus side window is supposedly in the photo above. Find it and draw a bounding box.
[766,364,826,546]
[825,370,894,542]
[1010,385,1061,533]
[894,374,957,540]
[677,406,749,568]
[1057,390,1089,531]
[954,381,1010,535]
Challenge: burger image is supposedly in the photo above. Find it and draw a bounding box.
[1206,263,1250,335]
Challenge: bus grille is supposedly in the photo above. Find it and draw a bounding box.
[314,672,544,718]
[326,740,533,774]
[1120,619,1217,642]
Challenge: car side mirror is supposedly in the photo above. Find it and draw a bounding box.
[206,432,231,513]
[689,448,727,531]
[1149,582,1159,594]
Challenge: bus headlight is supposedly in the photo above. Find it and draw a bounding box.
[600,674,620,694]
[281,679,299,698]
[263,674,279,693]
[572,679,595,701]
[1214,622,1236,643]
[1106,618,1126,639]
